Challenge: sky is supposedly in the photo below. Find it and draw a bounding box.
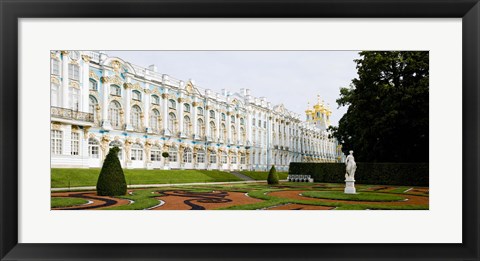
[106,51,360,127]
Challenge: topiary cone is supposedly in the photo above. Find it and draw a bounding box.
[96,146,127,196]
[267,165,279,185]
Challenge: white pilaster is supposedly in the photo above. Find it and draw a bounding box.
[178,94,185,138]
[162,89,170,136]
[61,52,70,109]
[124,79,132,131]
[144,84,151,133]
[101,69,111,130]
[81,56,90,113]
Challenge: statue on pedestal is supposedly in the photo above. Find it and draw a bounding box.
[344,150,357,194]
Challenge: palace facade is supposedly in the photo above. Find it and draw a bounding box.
[50,51,344,171]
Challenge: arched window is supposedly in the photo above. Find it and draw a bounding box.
[68,87,80,110]
[197,149,205,163]
[231,153,237,164]
[197,119,204,138]
[88,138,99,158]
[220,123,226,141]
[89,96,98,121]
[109,140,123,159]
[169,99,176,109]
[183,116,191,136]
[168,112,176,133]
[240,127,246,144]
[131,105,142,129]
[209,110,215,119]
[131,143,143,161]
[89,79,98,91]
[150,109,160,132]
[209,121,216,139]
[168,146,178,162]
[252,118,256,126]
[231,115,235,123]
[221,113,226,121]
[221,152,228,164]
[108,101,122,128]
[151,95,160,105]
[209,150,217,164]
[183,103,190,113]
[231,125,236,142]
[51,83,59,107]
[110,85,121,96]
[240,118,244,125]
[150,145,162,161]
[132,90,142,101]
[183,147,192,163]
[197,107,203,115]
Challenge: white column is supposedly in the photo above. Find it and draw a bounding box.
[227,111,232,144]
[178,95,184,138]
[216,106,221,142]
[206,102,211,139]
[101,69,111,130]
[162,89,169,136]
[124,81,132,131]
[61,52,70,109]
[81,56,90,113]
[246,109,252,145]
[236,114,241,145]
[144,85,151,133]
[192,98,198,139]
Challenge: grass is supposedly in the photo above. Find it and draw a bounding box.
[301,191,405,202]
[240,171,289,180]
[51,168,242,188]
[51,197,89,208]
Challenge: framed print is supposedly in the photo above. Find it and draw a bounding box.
[1,0,479,260]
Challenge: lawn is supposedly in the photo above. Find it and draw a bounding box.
[51,197,89,208]
[239,171,289,180]
[51,168,242,188]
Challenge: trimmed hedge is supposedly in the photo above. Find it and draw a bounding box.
[96,147,127,196]
[267,165,279,185]
[288,162,428,186]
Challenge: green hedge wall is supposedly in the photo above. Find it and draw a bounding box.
[288,163,428,186]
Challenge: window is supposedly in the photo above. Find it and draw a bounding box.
[231,115,235,123]
[51,59,60,75]
[241,127,246,144]
[51,83,59,107]
[69,87,80,110]
[151,95,160,105]
[88,138,99,158]
[240,118,244,125]
[240,154,246,164]
[209,121,216,138]
[231,154,237,164]
[197,149,205,163]
[209,110,215,119]
[197,119,204,137]
[197,107,203,115]
[131,105,142,129]
[221,113,226,121]
[264,121,266,128]
[220,123,226,140]
[231,125,236,142]
[110,85,121,96]
[183,103,190,113]
[221,152,228,164]
[71,132,80,155]
[168,113,176,133]
[150,109,160,131]
[150,146,162,161]
[131,143,143,161]
[108,101,122,128]
[89,79,98,91]
[51,130,62,155]
[252,118,255,126]
[68,64,80,80]
[258,119,261,127]
[132,90,141,101]
[109,140,123,159]
[183,148,192,163]
[168,147,178,162]
[89,96,98,121]
[209,151,217,164]
[169,99,176,109]
[252,152,256,164]
[183,116,191,136]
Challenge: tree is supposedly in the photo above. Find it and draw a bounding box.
[96,146,127,196]
[329,51,429,162]
[267,165,279,185]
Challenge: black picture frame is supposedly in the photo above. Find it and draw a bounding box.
[1,0,479,260]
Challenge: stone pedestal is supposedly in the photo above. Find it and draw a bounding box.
[344,177,356,194]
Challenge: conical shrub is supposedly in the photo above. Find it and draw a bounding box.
[267,165,279,185]
[96,146,127,196]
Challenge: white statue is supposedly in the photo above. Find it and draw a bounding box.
[345,150,357,180]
